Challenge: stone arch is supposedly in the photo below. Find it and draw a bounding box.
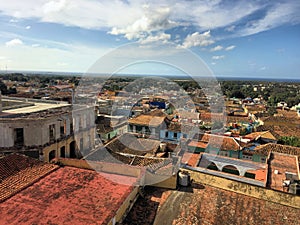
[222,165,240,176]
[60,146,66,158]
[207,162,219,171]
[69,141,76,158]
[49,150,56,162]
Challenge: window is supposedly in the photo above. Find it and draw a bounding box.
[174,132,177,138]
[60,125,65,137]
[70,122,74,133]
[14,128,24,146]
[49,124,55,142]
[165,131,169,138]
[129,125,133,132]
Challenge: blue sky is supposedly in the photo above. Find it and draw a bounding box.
[0,0,299,78]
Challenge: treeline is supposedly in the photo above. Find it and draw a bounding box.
[220,81,300,107]
[278,136,300,147]
[0,73,28,82]
[0,73,81,90]
[0,80,17,94]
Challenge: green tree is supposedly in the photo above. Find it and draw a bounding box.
[0,80,8,94]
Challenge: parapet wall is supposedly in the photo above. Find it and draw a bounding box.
[57,158,142,179]
[184,169,300,209]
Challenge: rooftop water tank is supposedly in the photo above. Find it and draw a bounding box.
[178,171,190,187]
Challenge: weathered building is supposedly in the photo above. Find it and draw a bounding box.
[0,96,95,162]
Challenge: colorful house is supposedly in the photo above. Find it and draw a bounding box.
[128,114,166,139]
[187,133,243,158]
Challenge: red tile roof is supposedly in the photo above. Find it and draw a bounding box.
[198,133,241,151]
[106,134,160,156]
[0,166,136,225]
[244,131,277,141]
[181,152,201,167]
[0,154,58,202]
[254,143,300,157]
[188,141,208,149]
[126,185,300,225]
[129,115,165,126]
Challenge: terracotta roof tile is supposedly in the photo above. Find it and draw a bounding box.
[0,154,58,202]
[254,143,300,158]
[129,115,165,127]
[198,134,241,151]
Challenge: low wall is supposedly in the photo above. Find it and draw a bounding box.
[183,168,300,209]
[148,173,177,189]
[110,186,139,225]
[57,158,142,178]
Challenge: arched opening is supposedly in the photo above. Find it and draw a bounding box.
[69,141,76,158]
[49,150,56,162]
[207,162,218,171]
[222,165,240,176]
[60,146,66,158]
[245,171,256,179]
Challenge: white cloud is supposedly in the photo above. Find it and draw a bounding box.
[212,55,225,60]
[240,1,300,36]
[225,25,235,32]
[25,26,31,30]
[210,45,223,52]
[5,38,23,47]
[181,31,214,48]
[225,45,236,51]
[109,6,177,41]
[0,41,110,72]
[139,32,171,44]
[9,18,18,23]
[172,0,262,30]
[0,1,299,46]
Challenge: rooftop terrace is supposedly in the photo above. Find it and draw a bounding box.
[0,97,70,119]
[268,152,300,192]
